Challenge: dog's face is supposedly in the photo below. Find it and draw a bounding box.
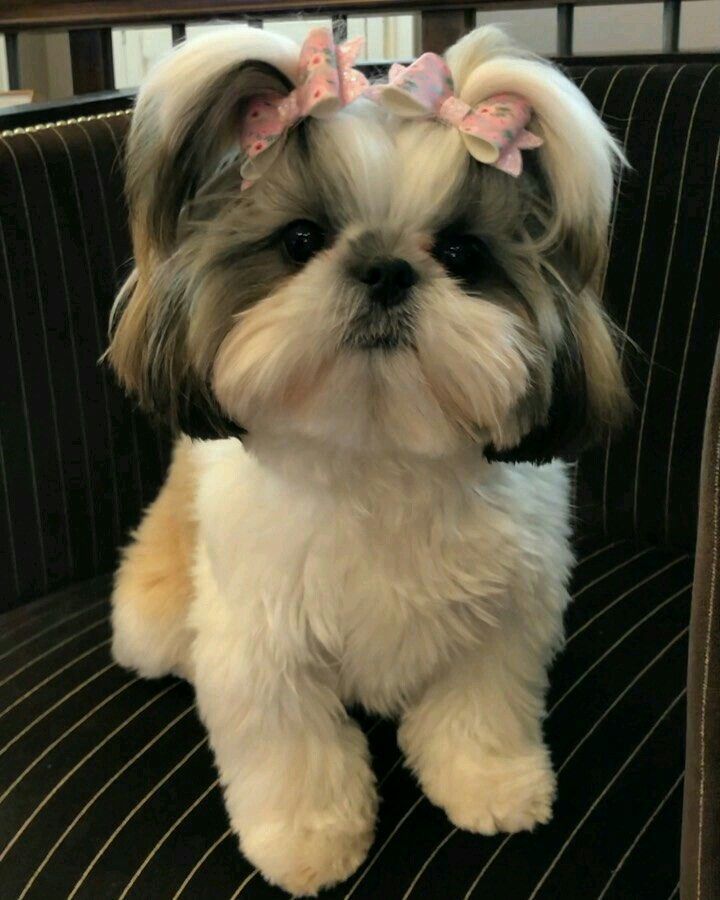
[108,26,629,461]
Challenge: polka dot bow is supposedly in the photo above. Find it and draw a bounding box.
[368,53,543,177]
[239,28,368,186]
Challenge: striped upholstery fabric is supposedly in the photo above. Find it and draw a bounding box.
[1,60,719,899]
[572,63,720,551]
[0,112,169,613]
[0,539,692,899]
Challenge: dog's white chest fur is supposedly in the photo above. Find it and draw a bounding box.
[192,437,572,716]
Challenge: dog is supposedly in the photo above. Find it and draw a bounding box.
[106,24,629,896]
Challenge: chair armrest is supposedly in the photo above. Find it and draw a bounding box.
[682,337,720,900]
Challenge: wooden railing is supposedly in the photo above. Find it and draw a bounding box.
[0,0,710,95]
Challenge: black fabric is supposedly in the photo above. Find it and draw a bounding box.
[0,114,170,612]
[0,538,692,899]
[570,63,720,551]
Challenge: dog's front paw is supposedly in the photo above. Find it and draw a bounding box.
[419,745,556,836]
[240,814,374,897]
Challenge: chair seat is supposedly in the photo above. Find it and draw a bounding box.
[0,538,692,899]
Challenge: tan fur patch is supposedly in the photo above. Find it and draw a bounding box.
[575,295,631,429]
[114,436,198,624]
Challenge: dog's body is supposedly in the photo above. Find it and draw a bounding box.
[107,24,628,896]
[114,436,570,894]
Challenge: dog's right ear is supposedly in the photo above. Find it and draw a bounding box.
[107,28,299,434]
[126,27,299,267]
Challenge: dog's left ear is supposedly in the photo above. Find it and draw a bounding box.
[485,290,629,464]
[447,27,630,463]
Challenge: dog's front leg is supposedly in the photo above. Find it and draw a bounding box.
[399,628,557,836]
[192,600,377,897]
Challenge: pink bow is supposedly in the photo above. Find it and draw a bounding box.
[240,28,368,184]
[370,53,543,176]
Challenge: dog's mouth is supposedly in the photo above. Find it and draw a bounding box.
[343,306,416,352]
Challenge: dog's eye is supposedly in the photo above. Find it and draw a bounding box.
[281,220,326,265]
[432,232,492,281]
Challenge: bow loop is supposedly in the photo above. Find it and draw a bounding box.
[374,52,454,118]
[239,28,369,184]
[369,52,543,177]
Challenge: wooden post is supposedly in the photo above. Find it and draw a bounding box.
[171,23,186,46]
[69,28,115,94]
[421,8,475,54]
[4,31,20,90]
[662,0,681,52]
[557,3,574,56]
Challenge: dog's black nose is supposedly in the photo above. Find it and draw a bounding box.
[359,258,417,308]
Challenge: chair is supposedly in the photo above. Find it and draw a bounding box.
[0,61,718,899]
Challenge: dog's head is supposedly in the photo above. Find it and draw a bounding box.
[107,25,629,461]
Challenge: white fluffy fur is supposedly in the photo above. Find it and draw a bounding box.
[114,437,572,895]
[109,24,624,897]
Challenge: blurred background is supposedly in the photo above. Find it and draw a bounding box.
[1,1,719,105]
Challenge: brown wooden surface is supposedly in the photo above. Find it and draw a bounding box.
[0,0,708,31]
[171,21,186,44]
[663,0,681,52]
[421,8,475,53]
[5,31,20,89]
[69,27,115,93]
[557,2,573,55]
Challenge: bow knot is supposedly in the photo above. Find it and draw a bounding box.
[240,28,368,184]
[370,53,543,177]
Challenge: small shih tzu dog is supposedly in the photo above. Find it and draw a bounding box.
[107,24,628,896]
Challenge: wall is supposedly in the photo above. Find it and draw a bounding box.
[1,31,72,101]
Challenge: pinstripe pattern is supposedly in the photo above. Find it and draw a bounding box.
[527,690,686,900]
[52,124,122,546]
[575,63,720,550]
[0,423,19,598]
[64,736,209,899]
[632,66,719,535]
[605,65,686,533]
[0,596,106,665]
[175,828,234,898]
[0,210,51,594]
[599,65,656,301]
[119,778,221,899]
[412,624,689,900]
[0,575,111,648]
[25,130,99,573]
[0,617,107,689]
[393,576,692,900]
[0,676,138,807]
[596,770,684,899]
[0,637,111,724]
[16,708,199,898]
[595,64,656,532]
[665,136,720,540]
[231,866,260,899]
[0,540,689,898]
[0,114,169,610]
[96,114,155,505]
